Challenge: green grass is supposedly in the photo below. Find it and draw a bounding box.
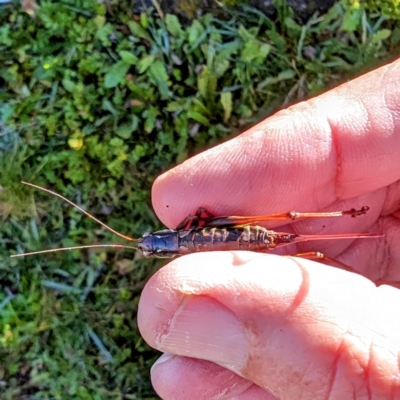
[1,0,399,398]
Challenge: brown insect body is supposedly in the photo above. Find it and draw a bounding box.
[139,226,298,258]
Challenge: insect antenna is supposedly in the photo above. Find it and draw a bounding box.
[21,181,138,242]
[10,244,138,258]
[11,182,141,258]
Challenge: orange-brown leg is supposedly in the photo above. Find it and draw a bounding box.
[175,207,216,230]
[288,251,356,273]
[204,207,370,228]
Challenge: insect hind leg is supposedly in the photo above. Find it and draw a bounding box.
[175,207,215,230]
[288,251,356,273]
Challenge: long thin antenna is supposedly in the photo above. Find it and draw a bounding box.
[21,181,138,242]
[10,244,138,258]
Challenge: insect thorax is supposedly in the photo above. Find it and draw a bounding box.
[138,229,179,258]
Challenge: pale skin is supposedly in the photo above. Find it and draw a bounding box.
[137,59,400,399]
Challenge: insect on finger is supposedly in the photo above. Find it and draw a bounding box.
[11,183,382,267]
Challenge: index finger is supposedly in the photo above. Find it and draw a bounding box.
[152,59,400,228]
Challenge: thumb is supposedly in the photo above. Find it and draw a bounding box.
[138,252,400,399]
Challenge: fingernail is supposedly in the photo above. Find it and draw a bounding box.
[155,296,248,371]
[151,353,174,374]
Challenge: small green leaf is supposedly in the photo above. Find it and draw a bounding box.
[266,30,287,52]
[104,61,130,88]
[134,144,146,158]
[137,55,155,74]
[93,15,105,29]
[95,23,114,46]
[187,110,210,127]
[259,43,271,61]
[127,20,152,41]
[240,40,259,62]
[144,116,155,133]
[284,17,302,33]
[213,58,230,76]
[148,60,168,82]
[165,14,183,37]
[116,124,133,139]
[0,24,12,46]
[62,79,75,93]
[341,8,362,33]
[240,40,269,63]
[218,40,241,59]
[257,69,295,90]
[118,50,138,65]
[109,137,124,147]
[371,29,392,43]
[0,104,14,122]
[188,21,204,45]
[277,69,295,80]
[148,60,170,98]
[220,92,232,123]
[197,66,217,100]
[237,25,254,41]
[165,100,183,112]
[191,99,209,115]
[140,13,149,29]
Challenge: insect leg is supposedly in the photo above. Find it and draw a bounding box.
[288,251,355,273]
[175,207,215,230]
[204,207,370,228]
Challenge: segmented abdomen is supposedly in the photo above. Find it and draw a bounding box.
[177,226,297,254]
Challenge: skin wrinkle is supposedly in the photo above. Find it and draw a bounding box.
[293,105,336,208]
[151,285,187,345]
[293,295,376,400]
[356,339,371,400]
[326,332,346,400]
[393,351,400,400]
[297,312,378,399]
[359,99,374,157]
[377,243,390,284]
[238,264,331,399]
[368,341,398,400]
[283,257,311,315]
[336,98,368,199]
[382,65,400,128]
[235,135,274,206]
[382,185,392,216]
[155,295,190,350]
[381,86,396,144]
[382,179,400,216]
[311,103,341,204]
[379,215,400,281]
[378,216,398,279]
[378,217,391,280]
[229,251,267,267]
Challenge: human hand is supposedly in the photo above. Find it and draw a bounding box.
[138,59,400,399]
